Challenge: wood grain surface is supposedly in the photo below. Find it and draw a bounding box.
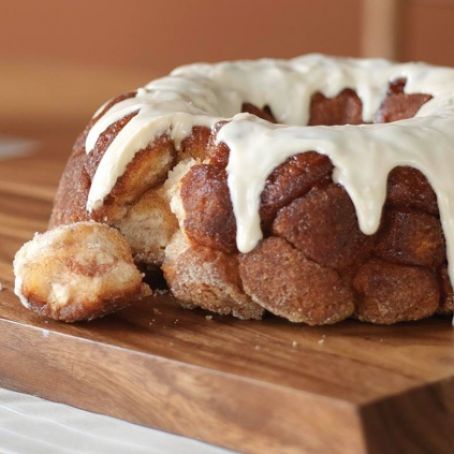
[0,131,453,454]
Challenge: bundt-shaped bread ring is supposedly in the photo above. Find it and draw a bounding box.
[14,55,454,324]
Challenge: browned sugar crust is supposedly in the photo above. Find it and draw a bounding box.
[272,184,374,270]
[180,164,236,254]
[386,166,438,215]
[260,152,333,230]
[239,237,354,325]
[163,232,263,320]
[309,88,363,126]
[375,209,445,268]
[375,79,433,123]
[45,80,454,324]
[353,259,439,324]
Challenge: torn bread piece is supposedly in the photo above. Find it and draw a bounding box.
[14,221,149,322]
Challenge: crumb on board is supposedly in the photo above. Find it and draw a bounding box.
[152,308,162,315]
[205,315,213,321]
[292,340,299,348]
[254,345,261,350]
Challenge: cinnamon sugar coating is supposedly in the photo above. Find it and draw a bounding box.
[49,141,91,227]
[272,184,374,270]
[260,152,333,229]
[375,79,433,123]
[386,166,438,215]
[375,209,445,268]
[179,126,212,161]
[309,88,363,126]
[163,232,263,320]
[39,84,453,323]
[239,237,354,325]
[180,164,237,254]
[353,259,439,324]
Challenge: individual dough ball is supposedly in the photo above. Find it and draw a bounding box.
[181,123,231,166]
[206,131,230,168]
[241,102,277,123]
[309,88,363,126]
[353,259,439,324]
[116,188,178,265]
[49,144,92,228]
[179,126,212,161]
[259,151,333,228]
[163,232,263,320]
[14,222,147,322]
[375,209,445,268]
[375,79,432,123]
[239,237,354,325]
[272,184,374,270]
[386,166,438,215]
[179,164,236,254]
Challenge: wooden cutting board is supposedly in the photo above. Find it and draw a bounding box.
[0,132,453,454]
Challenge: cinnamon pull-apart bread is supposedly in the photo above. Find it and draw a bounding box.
[13,55,454,324]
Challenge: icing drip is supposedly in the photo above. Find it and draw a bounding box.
[217,115,454,259]
[84,54,454,293]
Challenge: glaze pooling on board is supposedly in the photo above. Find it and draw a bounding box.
[84,54,454,287]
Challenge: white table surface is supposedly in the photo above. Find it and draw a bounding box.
[0,388,232,454]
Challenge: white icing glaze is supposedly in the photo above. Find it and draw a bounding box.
[85,54,454,290]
